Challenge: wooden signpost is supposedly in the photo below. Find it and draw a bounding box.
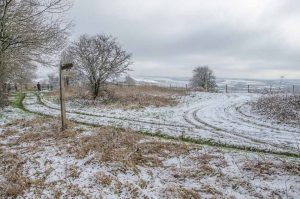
[59,63,73,131]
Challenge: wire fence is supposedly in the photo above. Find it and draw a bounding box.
[218,84,300,94]
[2,81,300,94]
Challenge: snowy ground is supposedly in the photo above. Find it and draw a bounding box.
[0,113,299,198]
[23,92,300,155]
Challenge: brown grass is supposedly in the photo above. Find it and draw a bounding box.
[102,84,187,107]
[12,117,79,145]
[241,156,300,176]
[0,151,31,198]
[67,127,193,168]
[47,84,188,109]
[95,172,113,186]
[0,128,18,138]
[164,186,201,199]
[192,151,228,168]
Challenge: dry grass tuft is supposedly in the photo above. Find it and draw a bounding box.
[241,157,300,176]
[0,151,31,198]
[192,151,228,168]
[67,165,81,179]
[95,172,113,186]
[163,186,201,199]
[139,141,191,158]
[0,128,19,138]
[13,117,79,145]
[68,127,192,168]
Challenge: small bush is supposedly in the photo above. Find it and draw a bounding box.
[253,94,300,124]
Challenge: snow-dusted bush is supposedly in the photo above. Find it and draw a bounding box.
[253,94,300,124]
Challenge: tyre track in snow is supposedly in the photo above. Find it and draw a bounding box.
[23,93,300,155]
[28,93,262,147]
[235,103,300,134]
[183,95,300,152]
[223,103,300,149]
[26,94,193,133]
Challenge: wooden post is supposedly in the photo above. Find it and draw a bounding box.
[59,63,73,131]
[248,85,250,93]
[225,84,228,93]
[59,64,67,131]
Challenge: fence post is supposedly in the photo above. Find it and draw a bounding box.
[293,85,295,94]
[226,84,228,93]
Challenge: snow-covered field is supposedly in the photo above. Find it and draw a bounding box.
[128,76,300,93]
[0,112,299,198]
[1,92,300,198]
[23,92,300,155]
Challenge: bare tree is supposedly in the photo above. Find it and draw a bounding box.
[68,34,132,99]
[0,0,72,106]
[190,66,217,91]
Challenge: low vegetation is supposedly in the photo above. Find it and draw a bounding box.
[48,84,187,109]
[1,115,300,198]
[253,94,300,125]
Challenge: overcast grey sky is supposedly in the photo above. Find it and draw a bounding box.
[38,0,300,79]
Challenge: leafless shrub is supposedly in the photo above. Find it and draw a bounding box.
[67,34,132,99]
[190,66,217,91]
[253,94,300,125]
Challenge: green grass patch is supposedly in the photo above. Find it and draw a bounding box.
[12,92,26,111]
